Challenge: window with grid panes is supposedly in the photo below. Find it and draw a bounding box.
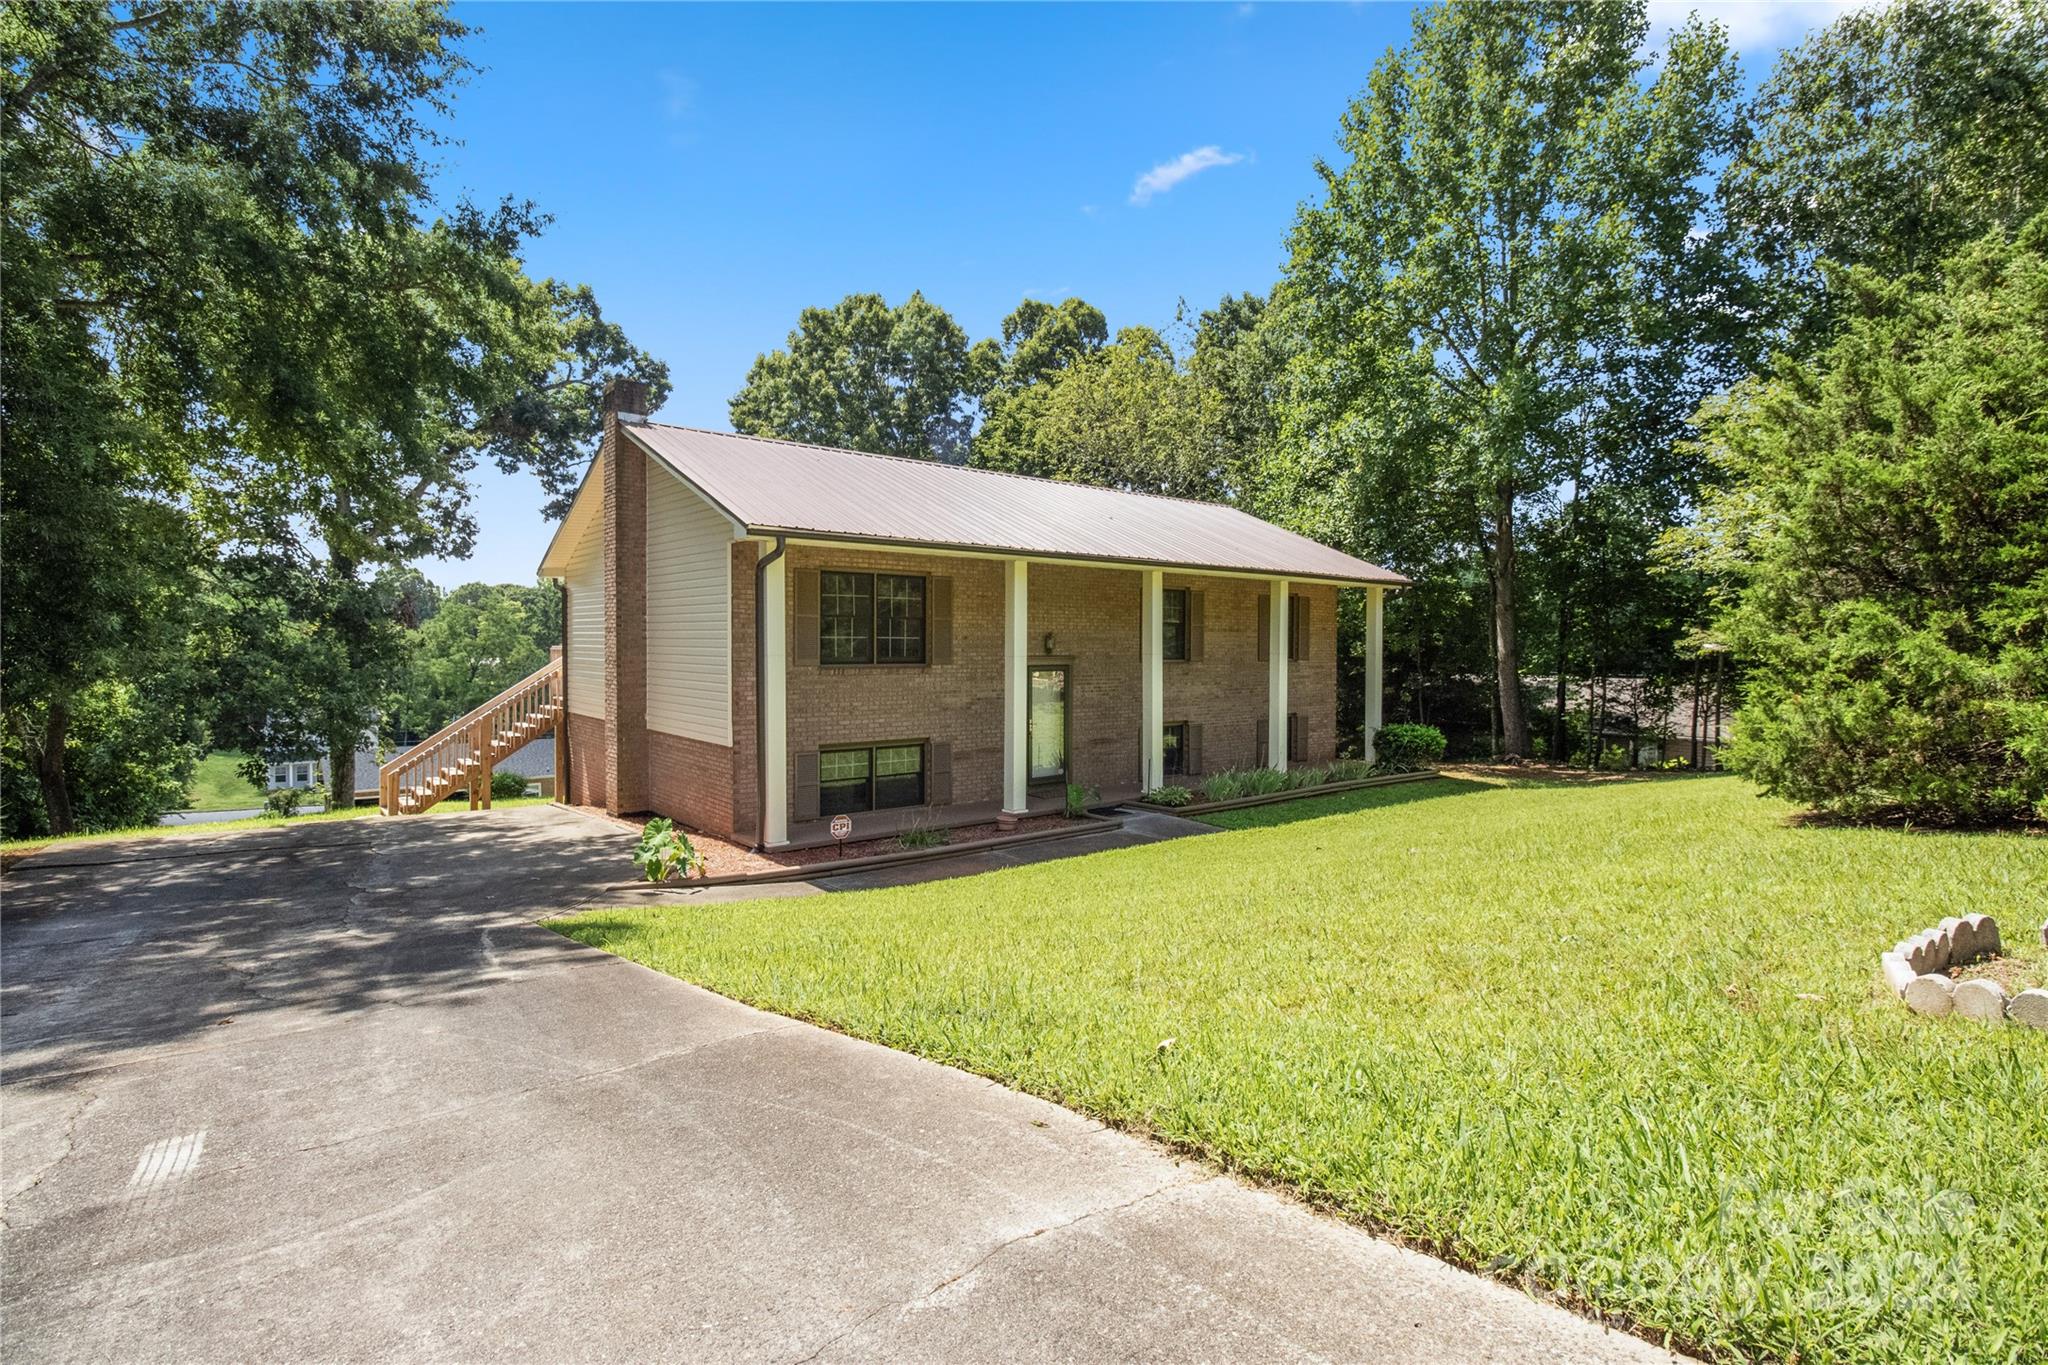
[820,571,925,664]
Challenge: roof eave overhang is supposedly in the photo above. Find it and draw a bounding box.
[744,526,1411,589]
[536,450,605,579]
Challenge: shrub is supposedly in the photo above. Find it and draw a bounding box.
[896,825,947,850]
[262,786,303,819]
[1138,785,1193,807]
[631,817,705,883]
[1374,723,1446,772]
[490,771,528,801]
[263,783,324,819]
[1064,782,1097,818]
[1685,221,2048,822]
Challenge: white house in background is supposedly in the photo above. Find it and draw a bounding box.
[267,737,556,801]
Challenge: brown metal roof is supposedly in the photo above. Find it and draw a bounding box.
[620,423,1409,586]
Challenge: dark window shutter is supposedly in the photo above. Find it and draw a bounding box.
[1254,719,1268,768]
[1288,713,1304,762]
[794,751,820,821]
[1188,590,1205,661]
[1187,722,1204,776]
[929,576,953,665]
[927,740,953,804]
[794,569,821,666]
[1256,595,1270,662]
[1289,595,1307,661]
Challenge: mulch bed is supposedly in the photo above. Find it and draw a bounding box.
[562,804,1077,878]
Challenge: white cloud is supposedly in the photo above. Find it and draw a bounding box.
[659,69,697,122]
[1644,1,1859,56]
[1129,145,1245,206]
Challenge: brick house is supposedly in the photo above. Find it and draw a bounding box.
[539,381,1408,849]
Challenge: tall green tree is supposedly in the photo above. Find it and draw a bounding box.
[973,325,1219,499]
[729,292,981,462]
[969,297,1108,474]
[1275,0,1755,756]
[2,2,662,826]
[1677,219,2048,822]
[394,582,561,735]
[1724,0,2048,350]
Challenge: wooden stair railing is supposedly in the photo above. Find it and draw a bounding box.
[379,650,564,815]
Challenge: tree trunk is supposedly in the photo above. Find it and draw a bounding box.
[1552,601,1570,763]
[326,532,361,813]
[1489,493,1530,758]
[32,702,76,835]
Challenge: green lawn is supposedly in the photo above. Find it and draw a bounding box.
[550,773,2048,1364]
[182,749,267,811]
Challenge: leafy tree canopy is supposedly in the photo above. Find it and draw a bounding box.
[729,291,980,462]
[394,582,561,736]
[1,2,662,830]
[1273,0,1756,755]
[1724,0,2048,349]
[1679,218,2048,822]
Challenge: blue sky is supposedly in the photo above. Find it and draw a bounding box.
[420,1,1849,588]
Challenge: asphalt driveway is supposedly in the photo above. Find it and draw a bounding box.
[2,805,1668,1361]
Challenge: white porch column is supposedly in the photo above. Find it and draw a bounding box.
[1363,585,1385,765]
[1140,568,1164,791]
[1267,576,1289,770]
[1002,558,1030,818]
[761,550,789,847]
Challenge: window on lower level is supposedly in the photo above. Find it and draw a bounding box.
[1163,723,1188,777]
[1287,713,1304,763]
[820,743,925,817]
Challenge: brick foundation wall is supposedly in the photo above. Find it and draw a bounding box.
[645,730,737,837]
[564,712,610,808]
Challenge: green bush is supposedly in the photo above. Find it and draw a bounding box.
[1373,723,1446,771]
[490,770,528,801]
[1138,784,1193,807]
[1689,219,2048,822]
[895,824,947,850]
[263,783,324,819]
[631,817,705,883]
[1064,782,1097,818]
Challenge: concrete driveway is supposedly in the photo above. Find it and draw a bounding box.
[2,805,1668,1362]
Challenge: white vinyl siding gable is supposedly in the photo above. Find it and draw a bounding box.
[644,468,733,744]
[564,521,606,719]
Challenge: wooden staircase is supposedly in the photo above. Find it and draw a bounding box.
[379,651,564,815]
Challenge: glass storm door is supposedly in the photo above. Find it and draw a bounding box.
[1028,667,1068,782]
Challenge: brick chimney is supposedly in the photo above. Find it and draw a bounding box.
[602,376,649,424]
[600,375,648,812]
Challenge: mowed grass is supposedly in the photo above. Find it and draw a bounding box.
[552,774,2048,1362]
[182,749,267,811]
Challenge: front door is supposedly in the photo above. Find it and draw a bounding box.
[1027,666,1068,783]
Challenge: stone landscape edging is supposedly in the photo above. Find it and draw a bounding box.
[1882,913,2048,1031]
[1125,768,1442,817]
[611,811,1126,892]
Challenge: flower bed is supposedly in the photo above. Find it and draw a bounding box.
[576,805,1114,886]
[1127,768,1441,816]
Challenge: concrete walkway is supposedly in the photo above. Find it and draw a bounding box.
[2,806,1670,1362]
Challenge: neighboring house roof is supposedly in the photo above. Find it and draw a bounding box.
[541,422,1408,587]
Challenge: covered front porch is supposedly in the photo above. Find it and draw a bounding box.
[757,551,1388,849]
